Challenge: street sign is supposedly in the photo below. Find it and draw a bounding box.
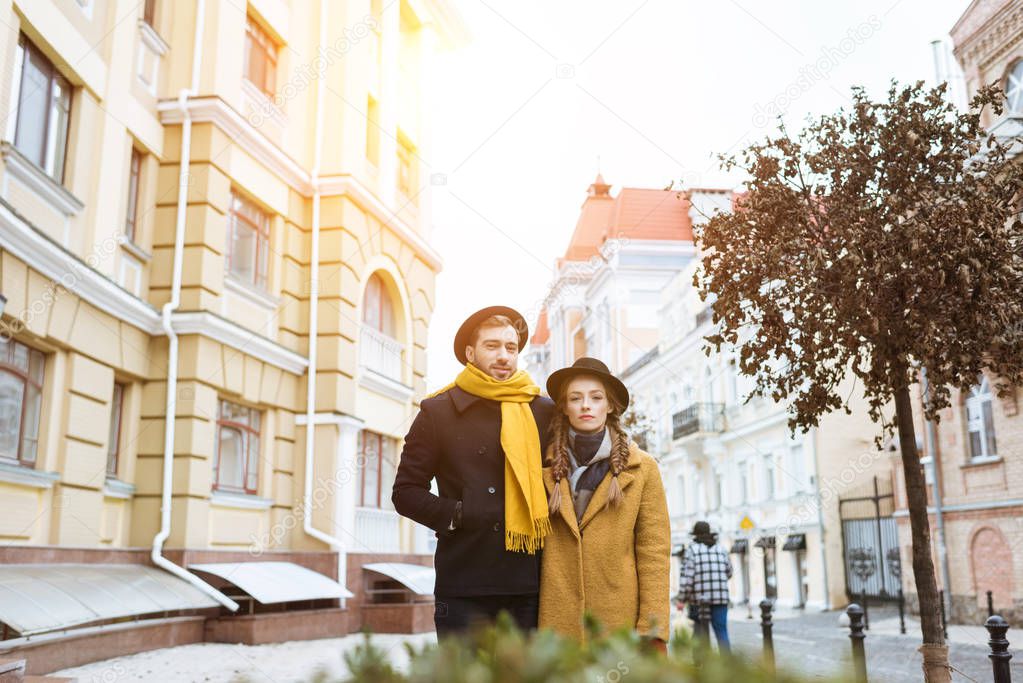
[740,515,755,531]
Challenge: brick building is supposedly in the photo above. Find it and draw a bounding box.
[891,0,1023,624]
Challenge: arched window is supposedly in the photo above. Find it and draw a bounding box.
[966,374,997,460]
[362,273,396,338]
[1006,61,1023,113]
[360,272,403,382]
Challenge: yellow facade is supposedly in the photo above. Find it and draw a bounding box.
[0,0,462,564]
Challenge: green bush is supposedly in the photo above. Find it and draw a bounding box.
[338,613,852,683]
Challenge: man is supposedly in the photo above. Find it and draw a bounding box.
[392,305,554,636]
[679,520,733,651]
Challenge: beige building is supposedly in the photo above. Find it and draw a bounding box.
[0,0,464,673]
[885,0,1023,625]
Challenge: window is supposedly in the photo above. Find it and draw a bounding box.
[107,383,125,477]
[727,360,738,406]
[362,273,395,337]
[359,430,383,507]
[739,463,749,503]
[715,471,724,509]
[788,443,806,493]
[143,0,157,26]
[214,400,261,494]
[124,147,142,242]
[227,191,270,289]
[396,133,415,199]
[676,473,685,515]
[366,96,380,168]
[244,16,277,97]
[10,35,72,183]
[0,338,44,466]
[358,431,395,509]
[764,455,775,500]
[966,374,997,460]
[1007,61,1023,113]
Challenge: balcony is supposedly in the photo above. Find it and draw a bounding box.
[359,324,412,401]
[355,507,401,553]
[672,402,725,440]
[360,324,404,379]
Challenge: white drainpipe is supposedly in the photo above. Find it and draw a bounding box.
[302,0,350,591]
[151,0,238,611]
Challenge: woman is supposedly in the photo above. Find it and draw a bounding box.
[537,357,671,648]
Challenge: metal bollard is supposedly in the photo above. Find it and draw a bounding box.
[760,598,775,673]
[846,603,867,683]
[939,589,948,638]
[988,590,995,619]
[897,588,906,635]
[861,590,869,630]
[985,615,1012,683]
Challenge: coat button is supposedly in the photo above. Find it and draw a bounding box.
[493,522,500,532]
[488,486,496,494]
[478,446,487,454]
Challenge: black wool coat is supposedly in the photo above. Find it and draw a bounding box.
[392,386,555,597]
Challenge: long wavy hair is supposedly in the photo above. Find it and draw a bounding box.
[547,374,630,514]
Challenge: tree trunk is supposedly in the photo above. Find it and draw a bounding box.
[894,381,951,683]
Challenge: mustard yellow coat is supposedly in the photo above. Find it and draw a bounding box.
[538,442,671,642]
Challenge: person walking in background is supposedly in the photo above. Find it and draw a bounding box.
[680,520,733,652]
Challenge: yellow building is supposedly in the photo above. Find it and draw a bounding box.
[0,0,464,672]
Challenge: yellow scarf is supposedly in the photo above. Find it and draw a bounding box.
[430,364,551,553]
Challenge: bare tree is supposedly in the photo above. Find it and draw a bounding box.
[697,82,1023,681]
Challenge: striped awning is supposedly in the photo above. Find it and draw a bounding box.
[783,534,807,551]
[754,536,776,549]
[730,539,749,554]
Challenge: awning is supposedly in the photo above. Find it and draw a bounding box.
[730,539,748,554]
[188,562,353,604]
[0,564,221,636]
[783,534,807,551]
[754,536,776,549]
[363,562,435,596]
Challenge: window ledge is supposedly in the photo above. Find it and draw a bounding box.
[225,275,279,310]
[210,489,273,510]
[1,142,84,217]
[0,460,60,489]
[242,78,287,128]
[120,237,151,263]
[962,455,1003,469]
[137,19,170,56]
[359,367,414,402]
[103,477,136,499]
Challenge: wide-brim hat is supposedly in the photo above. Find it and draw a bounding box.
[453,306,529,365]
[545,357,630,409]
[690,521,711,537]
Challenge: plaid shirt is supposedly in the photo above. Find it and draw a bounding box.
[679,542,733,605]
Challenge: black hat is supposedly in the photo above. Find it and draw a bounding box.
[545,357,630,409]
[690,521,711,537]
[453,306,529,365]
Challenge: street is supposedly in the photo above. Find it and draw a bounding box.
[722,604,1023,682]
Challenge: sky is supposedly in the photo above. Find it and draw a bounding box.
[421,0,971,390]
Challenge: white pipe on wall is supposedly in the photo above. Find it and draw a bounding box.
[151,0,238,611]
[302,0,351,589]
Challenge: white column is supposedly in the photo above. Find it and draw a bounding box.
[376,0,400,210]
[416,22,438,239]
[324,414,365,603]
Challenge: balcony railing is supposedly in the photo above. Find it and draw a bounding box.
[360,324,404,382]
[672,402,725,440]
[355,507,400,553]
